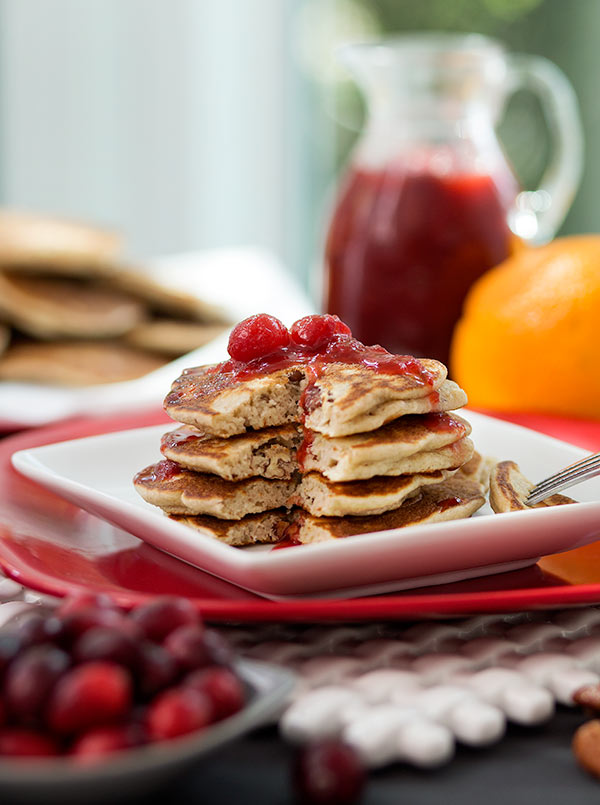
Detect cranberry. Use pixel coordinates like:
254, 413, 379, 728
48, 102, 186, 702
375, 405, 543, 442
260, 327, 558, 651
57, 593, 118, 617
146, 687, 212, 741
163, 625, 213, 671
130, 597, 199, 643
73, 627, 139, 669
290, 315, 351, 350
137, 642, 178, 697
0, 728, 58, 757
227, 314, 290, 362
184, 667, 245, 721
60, 607, 133, 645
293, 741, 365, 805
46, 661, 132, 735
70, 724, 144, 761
4, 644, 70, 721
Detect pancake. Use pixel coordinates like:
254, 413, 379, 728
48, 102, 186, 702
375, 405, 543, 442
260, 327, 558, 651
0, 272, 145, 339
304, 376, 466, 437
160, 424, 301, 480
458, 451, 495, 494
290, 468, 460, 517
169, 509, 287, 547
125, 320, 227, 356
164, 365, 306, 437
287, 475, 486, 543
133, 460, 298, 519
110, 266, 228, 324
164, 361, 457, 438
489, 461, 577, 512
0, 210, 121, 275
301, 417, 473, 481
0, 324, 9, 356
0, 341, 165, 385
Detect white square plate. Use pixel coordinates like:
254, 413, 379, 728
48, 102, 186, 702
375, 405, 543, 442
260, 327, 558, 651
11, 412, 600, 598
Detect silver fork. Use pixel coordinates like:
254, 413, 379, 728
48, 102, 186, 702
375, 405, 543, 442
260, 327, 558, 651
526, 451, 600, 505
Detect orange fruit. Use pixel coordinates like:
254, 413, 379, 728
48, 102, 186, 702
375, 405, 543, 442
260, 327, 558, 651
450, 235, 600, 420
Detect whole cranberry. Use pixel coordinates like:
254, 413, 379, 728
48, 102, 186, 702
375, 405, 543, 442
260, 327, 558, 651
293, 741, 365, 805
60, 607, 133, 645
57, 593, 118, 617
0, 728, 58, 757
163, 625, 213, 671
19, 614, 69, 648
227, 314, 290, 362
73, 627, 139, 669
4, 644, 70, 721
146, 687, 212, 741
130, 597, 199, 643
71, 724, 144, 762
184, 667, 245, 721
137, 641, 178, 697
290, 315, 351, 350
46, 661, 132, 735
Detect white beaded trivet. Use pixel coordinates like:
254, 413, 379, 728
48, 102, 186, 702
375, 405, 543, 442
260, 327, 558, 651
223, 610, 600, 769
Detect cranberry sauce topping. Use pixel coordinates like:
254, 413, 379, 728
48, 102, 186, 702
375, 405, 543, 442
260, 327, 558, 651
134, 460, 182, 485
420, 413, 467, 435
437, 496, 463, 512
208, 314, 437, 387
296, 429, 315, 471
161, 428, 199, 452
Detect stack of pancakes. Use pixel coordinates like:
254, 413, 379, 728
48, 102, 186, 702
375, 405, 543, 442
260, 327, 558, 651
0, 210, 228, 385
134, 356, 488, 545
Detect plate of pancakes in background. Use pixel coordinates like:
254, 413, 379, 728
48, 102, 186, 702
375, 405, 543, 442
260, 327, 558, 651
11, 314, 600, 599
0, 210, 314, 429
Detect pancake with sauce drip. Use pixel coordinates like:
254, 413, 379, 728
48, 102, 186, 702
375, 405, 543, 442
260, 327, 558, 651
133, 460, 298, 519
286, 474, 486, 543
489, 461, 577, 512
163, 360, 457, 438
0, 272, 145, 340
160, 424, 302, 480
300, 413, 472, 481
290, 465, 466, 517
169, 509, 287, 546
0, 341, 165, 385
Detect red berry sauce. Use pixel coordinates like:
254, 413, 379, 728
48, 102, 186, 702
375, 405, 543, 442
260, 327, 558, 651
134, 460, 182, 485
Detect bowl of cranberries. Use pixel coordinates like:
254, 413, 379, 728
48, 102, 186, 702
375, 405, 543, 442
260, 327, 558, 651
0, 594, 294, 800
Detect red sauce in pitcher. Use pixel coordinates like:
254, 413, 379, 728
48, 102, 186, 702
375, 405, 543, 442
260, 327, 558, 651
325, 167, 514, 366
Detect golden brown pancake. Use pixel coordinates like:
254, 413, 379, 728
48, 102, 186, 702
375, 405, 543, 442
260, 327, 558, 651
164, 365, 306, 437
169, 509, 287, 547
125, 320, 227, 356
0, 272, 145, 340
0, 341, 165, 385
160, 424, 301, 480
287, 475, 486, 543
0, 210, 121, 275
489, 461, 577, 512
290, 468, 460, 517
304, 375, 465, 437
109, 266, 228, 324
163, 361, 461, 438
0, 324, 9, 356
133, 460, 298, 519
301, 412, 471, 480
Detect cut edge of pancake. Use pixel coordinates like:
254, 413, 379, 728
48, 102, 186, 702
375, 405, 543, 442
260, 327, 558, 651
489, 460, 577, 512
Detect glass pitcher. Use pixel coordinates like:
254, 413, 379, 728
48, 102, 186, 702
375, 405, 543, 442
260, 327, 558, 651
324, 34, 583, 366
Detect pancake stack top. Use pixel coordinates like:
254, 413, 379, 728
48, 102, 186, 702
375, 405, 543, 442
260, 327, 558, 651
0, 210, 229, 385
134, 314, 487, 545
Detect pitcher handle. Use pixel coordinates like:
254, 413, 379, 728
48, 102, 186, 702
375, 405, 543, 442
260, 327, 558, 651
505, 54, 583, 244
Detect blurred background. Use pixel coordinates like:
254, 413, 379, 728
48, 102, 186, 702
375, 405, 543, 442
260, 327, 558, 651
0, 0, 595, 289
